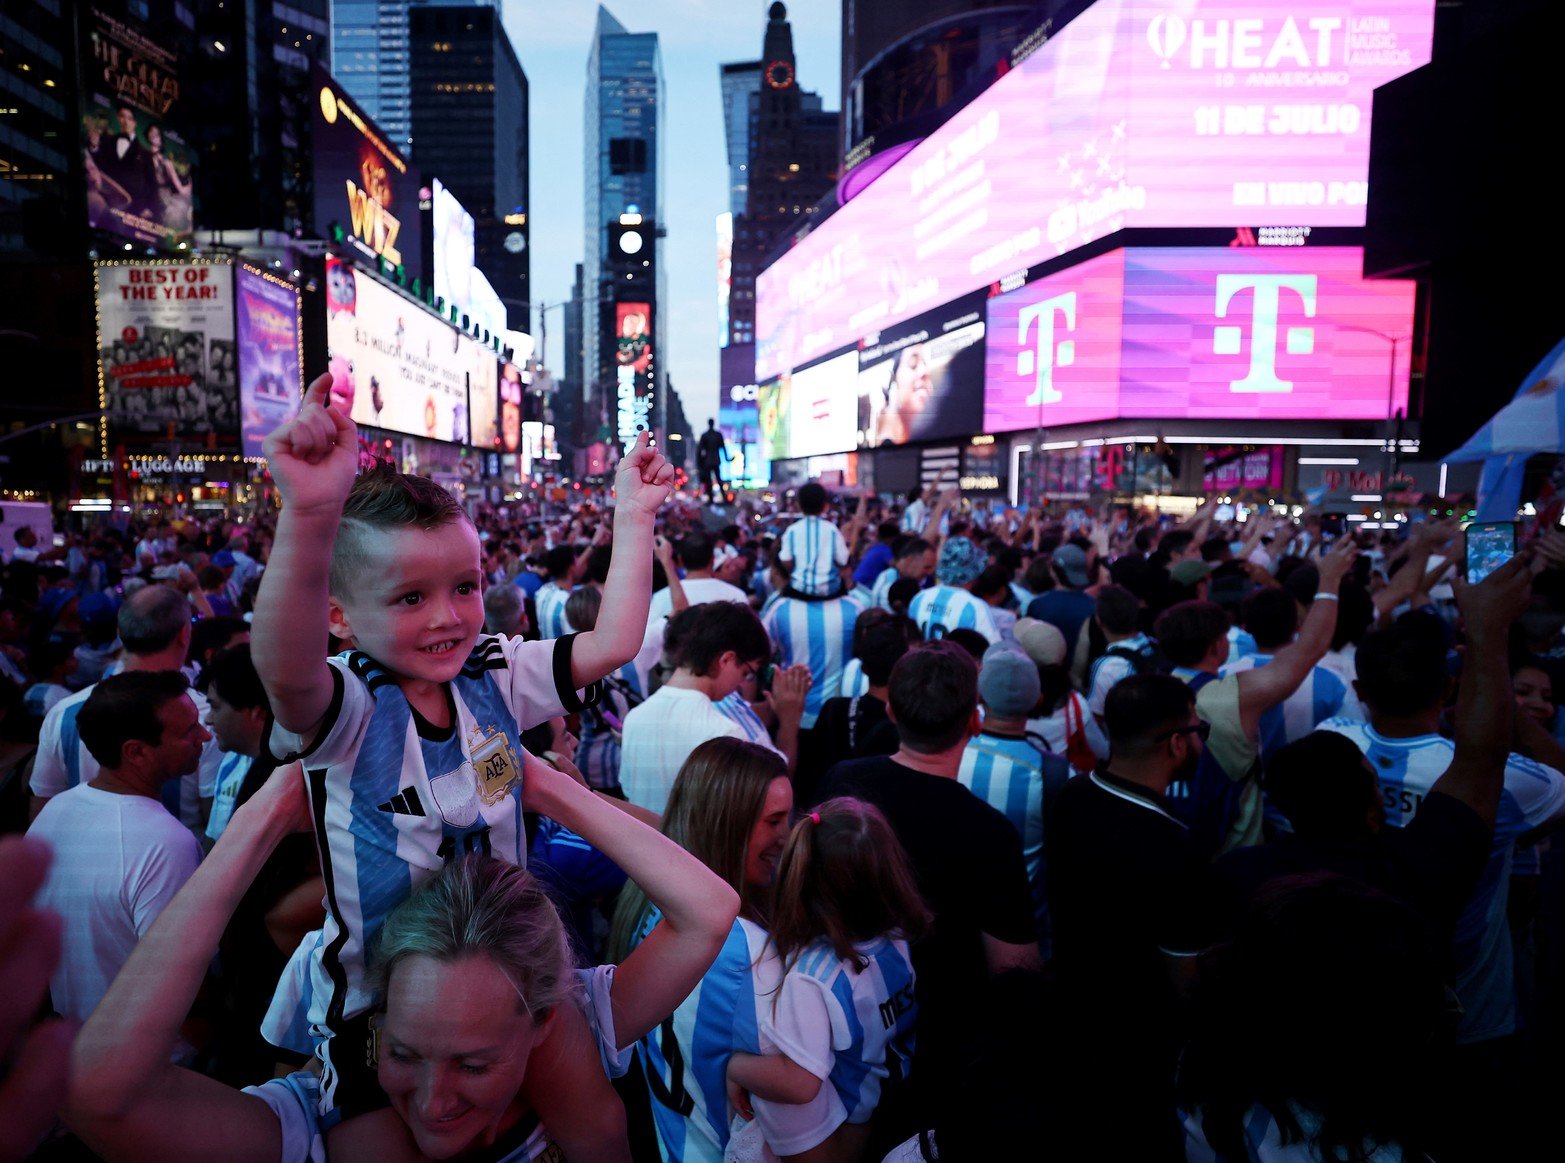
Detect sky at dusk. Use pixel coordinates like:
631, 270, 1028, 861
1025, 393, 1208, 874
500, 0, 842, 428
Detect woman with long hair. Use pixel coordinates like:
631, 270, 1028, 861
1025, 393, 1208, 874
607, 736, 794, 1162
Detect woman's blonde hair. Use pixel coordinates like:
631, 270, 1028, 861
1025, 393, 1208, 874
371, 855, 572, 1022
605, 736, 787, 963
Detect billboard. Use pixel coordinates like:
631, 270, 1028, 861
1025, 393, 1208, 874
717, 211, 733, 348
758, 375, 792, 462
500, 361, 524, 454
755, 0, 1436, 379
465, 335, 499, 450
82, 7, 195, 248
236, 266, 303, 458
858, 293, 986, 447
983, 246, 1416, 430
613, 302, 654, 447
788, 352, 860, 459
313, 65, 424, 284
432, 178, 476, 317
324, 256, 469, 443
95, 261, 237, 447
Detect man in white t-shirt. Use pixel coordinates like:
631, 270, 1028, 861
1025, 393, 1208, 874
619, 601, 789, 813
29, 671, 208, 1024
647, 529, 748, 622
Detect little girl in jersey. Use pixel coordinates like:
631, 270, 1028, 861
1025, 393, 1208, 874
725, 797, 931, 1161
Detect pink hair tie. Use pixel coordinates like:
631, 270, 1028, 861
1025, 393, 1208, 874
809, 811, 821, 826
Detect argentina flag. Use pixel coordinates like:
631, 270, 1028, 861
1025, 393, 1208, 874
1447, 334, 1565, 519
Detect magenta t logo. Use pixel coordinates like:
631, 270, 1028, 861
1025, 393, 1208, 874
1214, 274, 1317, 393
1016, 291, 1077, 406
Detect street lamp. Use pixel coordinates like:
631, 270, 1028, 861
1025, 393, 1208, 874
1337, 324, 1406, 496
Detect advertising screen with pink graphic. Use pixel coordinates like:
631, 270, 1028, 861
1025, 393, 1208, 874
756, 0, 1434, 380
984, 246, 1415, 430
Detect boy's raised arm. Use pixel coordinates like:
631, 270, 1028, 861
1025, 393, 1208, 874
570, 430, 674, 686
254, 372, 359, 737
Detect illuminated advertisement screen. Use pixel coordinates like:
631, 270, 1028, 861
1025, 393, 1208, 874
719, 385, 768, 489
82, 7, 196, 248
432, 178, 476, 317
614, 302, 654, 447
236, 266, 302, 458
325, 256, 469, 442
95, 261, 237, 448
758, 375, 791, 462
960, 441, 1009, 496
717, 212, 733, 348
789, 351, 860, 459
858, 292, 986, 447
756, 0, 1435, 380
500, 362, 524, 454
312, 65, 424, 284
983, 246, 1415, 430
1204, 445, 1286, 492
463, 335, 498, 450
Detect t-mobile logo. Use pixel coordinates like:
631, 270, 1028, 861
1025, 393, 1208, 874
1016, 292, 1076, 406
1213, 274, 1317, 393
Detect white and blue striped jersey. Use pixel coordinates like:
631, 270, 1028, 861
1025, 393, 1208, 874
1087, 633, 1154, 720
204, 749, 252, 842
839, 658, 870, 698
959, 731, 1061, 948
633, 913, 783, 1163
778, 516, 849, 597
761, 593, 864, 729
30, 681, 221, 833
248, 965, 629, 1163
1317, 717, 1565, 1043
868, 567, 900, 612
533, 580, 574, 640
1183, 1101, 1411, 1163
908, 585, 999, 645
713, 692, 782, 751
753, 936, 917, 1156
899, 499, 927, 534
1221, 653, 1348, 758
259, 634, 599, 1086
1227, 625, 1258, 662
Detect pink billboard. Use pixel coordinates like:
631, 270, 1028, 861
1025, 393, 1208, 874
756, 0, 1435, 380
984, 246, 1415, 429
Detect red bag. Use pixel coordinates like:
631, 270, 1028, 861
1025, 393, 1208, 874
1063, 692, 1096, 775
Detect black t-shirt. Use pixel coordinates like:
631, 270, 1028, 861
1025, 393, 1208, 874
1212, 789, 1489, 973
814, 756, 1035, 1090
798, 694, 897, 803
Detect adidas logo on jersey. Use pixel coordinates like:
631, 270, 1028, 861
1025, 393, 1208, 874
378, 787, 427, 816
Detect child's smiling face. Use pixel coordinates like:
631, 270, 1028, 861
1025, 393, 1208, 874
329, 520, 486, 690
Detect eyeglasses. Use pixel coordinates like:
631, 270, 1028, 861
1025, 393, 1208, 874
1158, 722, 1211, 743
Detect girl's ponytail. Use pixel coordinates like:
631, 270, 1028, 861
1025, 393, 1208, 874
769, 797, 932, 975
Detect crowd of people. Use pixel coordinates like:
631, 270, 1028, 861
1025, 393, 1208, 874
4, 376, 1565, 1161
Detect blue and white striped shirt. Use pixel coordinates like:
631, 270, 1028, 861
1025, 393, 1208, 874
533, 580, 574, 640
908, 585, 999, 645
753, 936, 918, 1156
959, 731, 1062, 950
1221, 653, 1349, 758
778, 516, 849, 597
762, 593, 864, 730
1318, 717, 1565, 1042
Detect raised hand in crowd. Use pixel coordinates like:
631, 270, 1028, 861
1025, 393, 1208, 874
260, 371, 357, 517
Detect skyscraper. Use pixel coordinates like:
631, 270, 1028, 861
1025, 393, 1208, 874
331, 0, 413, 151
719, 60, 762, 219
409, 2, 530, 316
585, 5, 663, 446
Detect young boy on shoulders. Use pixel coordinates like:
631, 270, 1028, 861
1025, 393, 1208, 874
253, 374, 673, 1158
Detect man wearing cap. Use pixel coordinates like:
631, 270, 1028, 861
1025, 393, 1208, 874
1025, 542, 1098, 673
960, 645, 1069, 957
30, 583, 222, 836
909, 535, 1000, 644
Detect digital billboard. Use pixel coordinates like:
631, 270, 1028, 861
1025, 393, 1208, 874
756, 0, 1435, 380
236, 266, 302, 458
788, 352, 860, 459
500, 361, 524, 454
465, 335, 499, 450
432, 178, 476, 317
96, 261, 237, 448
717, 212, 733, 348
613, 302, 654, 447
983, 246, 1416, 430
324, 256, 469, 443
858, 292, 986, 447
758, 375, 791, 463
313, 66, 424, 284
82, 7, 195, 248
719, 384, 769, 489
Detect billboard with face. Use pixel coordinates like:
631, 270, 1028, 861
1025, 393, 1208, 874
857, 292, 986, 447
96, 261, 237, 448
82, 7, 195, 248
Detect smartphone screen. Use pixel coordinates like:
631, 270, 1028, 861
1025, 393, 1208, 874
1465, 521, 1517, 585
1320, 512, 1346, 542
